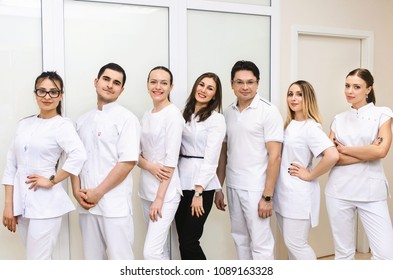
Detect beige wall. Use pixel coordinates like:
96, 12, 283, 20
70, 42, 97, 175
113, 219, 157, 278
280, 0, 393, 108
278, 0, 393, 258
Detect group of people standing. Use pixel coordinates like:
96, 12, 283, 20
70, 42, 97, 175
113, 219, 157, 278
2, 60, 393, 260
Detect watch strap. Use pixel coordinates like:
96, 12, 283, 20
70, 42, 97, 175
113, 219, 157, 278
49, 175, 56, 185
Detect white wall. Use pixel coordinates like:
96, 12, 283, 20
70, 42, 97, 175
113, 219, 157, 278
0, 0, 276, 260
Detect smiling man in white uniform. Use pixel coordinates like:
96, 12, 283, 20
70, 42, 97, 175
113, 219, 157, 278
71, 63, 140, 260
215, 60, 283, 260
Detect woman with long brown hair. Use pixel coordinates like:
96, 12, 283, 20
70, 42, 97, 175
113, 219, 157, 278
175, 72, 225, 259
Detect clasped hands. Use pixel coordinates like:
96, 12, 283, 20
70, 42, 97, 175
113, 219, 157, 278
74, 188, 102, 210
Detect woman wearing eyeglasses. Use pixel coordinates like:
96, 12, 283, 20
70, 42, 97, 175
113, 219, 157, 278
2, 71, 86, 259
138, 66, 184, 259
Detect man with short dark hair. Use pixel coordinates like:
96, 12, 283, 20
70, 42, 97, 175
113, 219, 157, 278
71, 63, 140, 259
215, 60, 283, 260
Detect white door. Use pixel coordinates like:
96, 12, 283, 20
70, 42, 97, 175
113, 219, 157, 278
297, 33, 362, 258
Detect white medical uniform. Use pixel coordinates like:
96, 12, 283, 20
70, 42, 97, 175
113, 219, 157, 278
77, 102, 140, 260
178, 111, 226, 192
224, 94, 283, 260
274, 119, 334, 259
2, 115, 86, 259
175, 112, 226, 259
325, 103, 393, 259
139, 103, 184, 259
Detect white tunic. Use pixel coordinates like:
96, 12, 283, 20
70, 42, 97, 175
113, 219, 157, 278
2, 115, 86, 219
326, 103, 393, 201
274, 119, 334, 227
76, 102, 141, 217
139, 104, 184, 202
178, 111, 226, 191
224, 94, 284, 191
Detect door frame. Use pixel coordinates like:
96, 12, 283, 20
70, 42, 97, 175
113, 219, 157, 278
291, 25, 374, 80
290, 25, 374, 254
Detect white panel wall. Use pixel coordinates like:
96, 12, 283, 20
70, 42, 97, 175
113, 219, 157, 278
0, 0, 42, 259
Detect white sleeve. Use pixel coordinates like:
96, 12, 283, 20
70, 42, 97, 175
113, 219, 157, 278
164, 110, 184, 167
194, 114, 226, 188
56, 120, 87, 176
2, 138, 17, 186
330, 117, 337, 134
306, 122, 334, 158
264, 105, 284, 143
117, 115, 141, 162
380, 107, 393, 129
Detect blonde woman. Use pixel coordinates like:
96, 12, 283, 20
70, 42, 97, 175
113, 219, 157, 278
273, 80, 338, 259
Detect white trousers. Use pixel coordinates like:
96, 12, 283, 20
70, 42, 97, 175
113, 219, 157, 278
326, 196, 393, 260
141, 196, 180, 260
17, 215, 62, 260
276, 213, 316, 260
79, 213, 134, 260
227, 187, 274, 260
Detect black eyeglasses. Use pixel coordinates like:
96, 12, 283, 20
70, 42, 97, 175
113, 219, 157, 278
34, 89, 62, 98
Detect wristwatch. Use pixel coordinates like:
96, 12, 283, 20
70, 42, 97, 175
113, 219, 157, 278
194, 191, 203, 197
262, 194, 272, 202
49, 175, 56, 185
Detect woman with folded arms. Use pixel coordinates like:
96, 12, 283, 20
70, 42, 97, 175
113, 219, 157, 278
325, 68, 393, 260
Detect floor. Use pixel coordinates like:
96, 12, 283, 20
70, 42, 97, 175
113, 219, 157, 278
318, 252, 371, 260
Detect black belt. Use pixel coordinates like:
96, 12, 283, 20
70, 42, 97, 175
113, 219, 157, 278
179, 154, 204, 159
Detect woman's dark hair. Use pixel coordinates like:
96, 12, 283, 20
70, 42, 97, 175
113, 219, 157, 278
346, 68, 376, 104
147, 66, 173, 101
34, 71, 64, 115
183, 72, 222, 123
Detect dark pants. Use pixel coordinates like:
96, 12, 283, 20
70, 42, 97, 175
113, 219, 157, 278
175, 189, 215, 260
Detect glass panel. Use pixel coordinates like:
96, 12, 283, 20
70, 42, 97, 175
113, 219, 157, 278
188, 10, 271, 108
187, 9, 270, 260
0, 0, 42, 260
212, 0, 271, 6
64, 0, 169, 120
64, 0, 169, 260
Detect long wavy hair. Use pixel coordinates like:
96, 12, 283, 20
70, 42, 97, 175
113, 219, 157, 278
284, 80, 322, 128
183, 72, 222, 123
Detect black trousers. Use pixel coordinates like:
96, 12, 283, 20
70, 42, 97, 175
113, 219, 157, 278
175, 189, 215, 260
